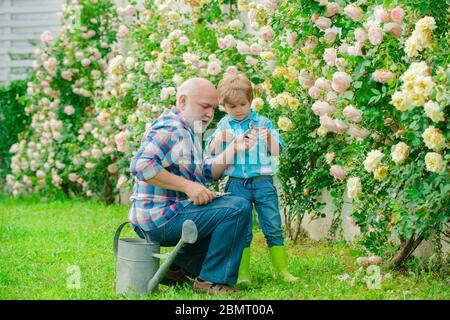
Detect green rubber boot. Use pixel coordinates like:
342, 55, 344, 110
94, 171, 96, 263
237, 247, 251, 285
269, 245, 299, 282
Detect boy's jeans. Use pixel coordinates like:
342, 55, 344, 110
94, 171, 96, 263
143, 196, 252, 285
225, 175, 284, 248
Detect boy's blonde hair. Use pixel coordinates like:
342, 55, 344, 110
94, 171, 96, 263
217, 74, 254, 105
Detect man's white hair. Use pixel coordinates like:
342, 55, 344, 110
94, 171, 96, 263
176, 77, 211, 102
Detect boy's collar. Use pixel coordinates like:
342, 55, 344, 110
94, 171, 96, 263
228, 109, 258, 124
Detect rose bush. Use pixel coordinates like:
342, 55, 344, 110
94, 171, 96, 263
5, 0, 449, 267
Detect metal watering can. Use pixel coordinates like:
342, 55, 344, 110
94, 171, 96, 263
113, 220, 198, 296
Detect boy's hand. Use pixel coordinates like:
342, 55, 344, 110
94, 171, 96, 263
233, 132, 257, 152
257, 127, 271, 143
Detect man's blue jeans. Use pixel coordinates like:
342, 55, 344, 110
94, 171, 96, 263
225, 176, 284, 248
143, 196, 252, 285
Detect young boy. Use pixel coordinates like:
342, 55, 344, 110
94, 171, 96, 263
205, 74, 298, 284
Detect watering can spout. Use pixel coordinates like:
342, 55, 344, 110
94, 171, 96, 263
146, 220, 198, 293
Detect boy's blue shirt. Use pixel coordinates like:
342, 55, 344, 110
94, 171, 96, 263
205, 110, 284, 179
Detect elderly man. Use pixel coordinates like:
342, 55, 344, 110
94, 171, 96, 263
128, 77, 257, 294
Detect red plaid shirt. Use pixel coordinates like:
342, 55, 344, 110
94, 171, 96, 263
128, 107, 213, 231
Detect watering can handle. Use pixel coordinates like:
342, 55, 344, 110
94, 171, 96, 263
113, 221, 131, 260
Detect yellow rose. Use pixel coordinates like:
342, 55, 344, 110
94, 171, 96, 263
278, 116, 293, 131
373, 164, 388, 181
422, 126, 445, 151
251, 98, 265, 111
317, 126, 328, 137
425, 152, 445, 173
288, 97, 300, 110
260, 51, 275, 61
391, 142, 410, 164
272, 67, 286, 78
416, 16, 436, 32
391, 91, 409, 111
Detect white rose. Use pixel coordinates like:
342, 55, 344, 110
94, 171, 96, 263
390, 142, 409, 164
425, 152, 445, 174
347, 177, 362, 200
363, 150, 384, 173
424, 101, 445, 123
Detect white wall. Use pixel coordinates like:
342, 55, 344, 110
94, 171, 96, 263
0, 0, 66, 84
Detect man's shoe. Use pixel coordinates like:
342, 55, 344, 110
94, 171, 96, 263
161, 267, 194, 286
192, 279, 239, 295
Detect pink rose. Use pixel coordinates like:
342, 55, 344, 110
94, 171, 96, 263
338, 43, 349, 54
372, 69, 394, 83
299, 70, 314, 89
287, 32, 298, 46
354, 28, 367, 43
68, 173, 78, 182
332, 71, 352, 93
245, 56, 258, 66
390, 6, 405, 23
225, 66, 238, 75
207, 61, 221, 76
179, 36, 189, 45
323, 48, 337, 66
325, 91, 337, 102
81, 58, 91, 67
320, 115, 338, 132
40, 31, 53, 44
334, 119, 348, 134
348, 124, 369, 139
324, 27, 339, 43
305, 37, 318, 49
64, 105, 75, 116
250, 43, 262, 55
314, 16, 331, 30
330, 165, 346, 180
343, 105, 362, 122
114, 131, 129, 153
384, 22, 403, 38
223, 34, 236, 48
160, 39, 170, 50
260, 26, 275, 41
344, 4, 363, 22
144, 61, 153, 74
315, 77, 331, 91
347, 43, 362, 56
325, 3, 340, 17
312, 101, 336, 116
43, 57, 57, 73
117, 25, 129, 39
308, 86, 322, 99
61, 70, 73, 81
368, 27, 384, 45
107, 164, 118, 174
373, 6, 390, 23
217, 38, 226, 49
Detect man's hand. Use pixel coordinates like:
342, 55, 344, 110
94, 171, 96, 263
220, 130, 234, 143
184, 181, 214, 205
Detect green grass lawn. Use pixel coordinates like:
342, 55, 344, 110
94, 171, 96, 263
0, 195, 448, 300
